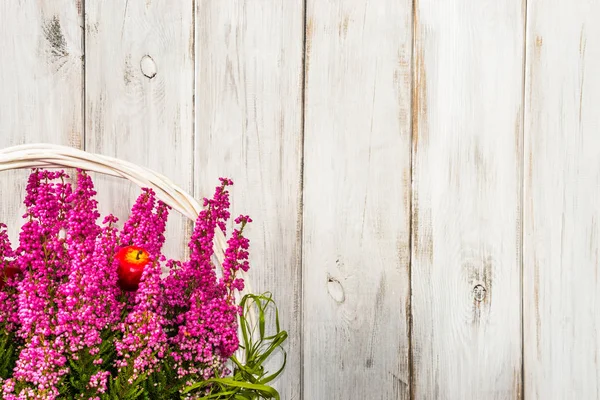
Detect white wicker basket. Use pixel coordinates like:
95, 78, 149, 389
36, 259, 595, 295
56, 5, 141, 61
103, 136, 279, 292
0, 142, 252, 303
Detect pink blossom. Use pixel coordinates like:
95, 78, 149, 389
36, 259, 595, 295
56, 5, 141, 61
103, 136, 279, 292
0, 172, 253, 397
169, 179, 250, 380
114, 188, 170, 381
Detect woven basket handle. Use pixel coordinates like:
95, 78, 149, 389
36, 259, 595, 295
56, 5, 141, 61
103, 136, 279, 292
0, 143, 227, 263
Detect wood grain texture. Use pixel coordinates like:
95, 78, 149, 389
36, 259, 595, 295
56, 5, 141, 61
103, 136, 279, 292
303, 1, 412, 398
411, 0, 525, 398
84, 0, 194, 261
0, 1, 83, 241
523, 1, 600, 398
11, 1, 600, 398
194, 2, 304, 398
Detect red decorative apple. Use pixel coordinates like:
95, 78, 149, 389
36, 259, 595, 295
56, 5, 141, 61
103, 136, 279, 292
116, 246, 150, 291
0, 264, 22, 290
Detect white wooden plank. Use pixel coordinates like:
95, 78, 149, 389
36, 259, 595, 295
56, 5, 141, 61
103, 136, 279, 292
523, 1, 600, 398
0, 1, 83, 242
303, 1, 412, 398
194, 2, 304, 398
410, 0, 524, 398
84, 0, 194, 261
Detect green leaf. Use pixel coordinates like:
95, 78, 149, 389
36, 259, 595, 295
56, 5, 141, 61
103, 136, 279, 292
188, 377, 280, 400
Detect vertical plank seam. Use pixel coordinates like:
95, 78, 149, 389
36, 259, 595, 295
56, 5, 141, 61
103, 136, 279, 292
191, 0, 196, 230
188, 0, 196, 261
299, 0, 308, 398
520, 0, 529, 398
408, 0, 417, 399
82, 0, 86, 151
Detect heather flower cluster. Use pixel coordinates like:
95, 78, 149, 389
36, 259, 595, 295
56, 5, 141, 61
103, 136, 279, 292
0, 170, 255, 399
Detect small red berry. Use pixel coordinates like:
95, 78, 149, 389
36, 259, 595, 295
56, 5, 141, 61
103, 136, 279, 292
116, 246, 150, 292
0, 264, 21, 290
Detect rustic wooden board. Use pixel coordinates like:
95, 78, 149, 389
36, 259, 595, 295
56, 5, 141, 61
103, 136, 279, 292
303, 1, 412, 398
84, 0, 194, 261
194, 2, 304, 398
523, 1, 600, 398
0, 1, 83, 241
11, 1, 600, 397
410, 0, 525, 398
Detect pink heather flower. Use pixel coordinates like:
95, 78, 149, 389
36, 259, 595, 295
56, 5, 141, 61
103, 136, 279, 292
114, 191, 170, 380
88, 370, 110, 394
56, 170, 103, 352
119, 189, 169, 258
0, 223, 15, 262
163, 178, 232, 316
1, 173, 253, 398
89, 215, 124, 327
9, 337, 68, 395
0, 223, 19, 331
169, 179, 251, 380
8, 170, 73, 399
54, 170, 123, 378
115, 259, 168, 381
118, 189, 169, 306
16, 170, 71, 338
219, 215, 252, 294
23, 170, 72, 233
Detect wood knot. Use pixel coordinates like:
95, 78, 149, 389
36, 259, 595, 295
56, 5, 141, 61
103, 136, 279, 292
535, 36, 543, 48
140, 55, 157, 79
473, 284, 486, 302
327, 274, 345, 303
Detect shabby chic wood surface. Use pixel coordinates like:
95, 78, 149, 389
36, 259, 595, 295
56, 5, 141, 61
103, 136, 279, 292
411, 0, 525, 399
303, 1, 412, 399
523, 0, 600, 399
1, 0, 599, 399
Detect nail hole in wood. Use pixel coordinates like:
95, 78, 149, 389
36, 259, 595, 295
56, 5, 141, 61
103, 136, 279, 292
140, 55, 157, 79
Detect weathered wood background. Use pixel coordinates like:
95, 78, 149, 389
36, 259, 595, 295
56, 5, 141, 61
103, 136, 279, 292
0, 0, 598, 399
